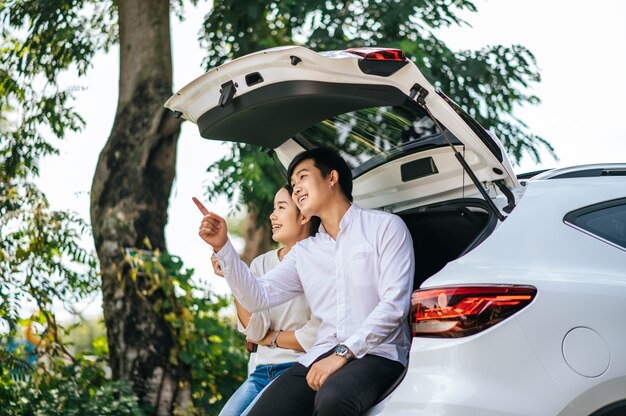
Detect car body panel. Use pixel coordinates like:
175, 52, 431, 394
275, 139, 506, 211
382, 177, 626, 415
350, 145, 502, 211
423, 178, 626, 288
367, 317, 569, 416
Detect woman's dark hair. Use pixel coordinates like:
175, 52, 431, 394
287, 147, 353, 202
282, 184, 320, 237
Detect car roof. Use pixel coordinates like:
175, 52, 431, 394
528, 163, 626, 180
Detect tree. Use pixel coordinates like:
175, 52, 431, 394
1, 0, 187, 412
88, 0, 192, 413
1, 1, 247, 414
201, 0, 556, 261
1, 1, 141, 414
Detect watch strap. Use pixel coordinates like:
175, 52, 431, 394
269, 330, 283, 349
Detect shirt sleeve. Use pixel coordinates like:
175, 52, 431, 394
294, 315, 321, 352
343, 215, 414, 359
215, 240, 304, 313
235, 255, 272, 341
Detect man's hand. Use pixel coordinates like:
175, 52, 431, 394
211, 253, 224, 277
306, 354, 350, 391
192, 197, 228, 252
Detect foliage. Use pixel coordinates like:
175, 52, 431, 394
2, 1, 250, 413
63, 316, 107, 356
0, 186, 100, 327
0, 351, 142, 416
1, 2, 141, 414
0, 0, 116, 79
0, 190, 138, 414
1, 0, 108, 404
126, 249, 249, 414
206, 144, 286, 229
0, 0, 114, 327
0, 0, 116, 178
201, 0, 556, 223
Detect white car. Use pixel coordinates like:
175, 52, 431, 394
166, 46, 626, 416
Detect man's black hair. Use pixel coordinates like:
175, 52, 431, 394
287, 147, 353, 202
283, 183, 321, 236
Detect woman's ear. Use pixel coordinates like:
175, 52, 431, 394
300, 214, 310, 225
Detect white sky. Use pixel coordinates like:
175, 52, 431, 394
34, 0, 626, 320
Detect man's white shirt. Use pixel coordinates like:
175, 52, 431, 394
217, 204, 415, 367
239, 248, 320, 366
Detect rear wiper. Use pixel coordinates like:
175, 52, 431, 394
410, 83, 507, 222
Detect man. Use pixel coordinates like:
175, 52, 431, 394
195, 147, 414, 415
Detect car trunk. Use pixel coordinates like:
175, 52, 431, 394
165, 45, 519, 284
399, 199, 495, 290
165, 46, 520, 217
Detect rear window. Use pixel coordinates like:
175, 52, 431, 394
294, 100, 460, 177
565, 198, 626, 250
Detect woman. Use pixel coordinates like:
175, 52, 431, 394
211, 184, 320, 416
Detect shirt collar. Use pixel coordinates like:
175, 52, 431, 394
318, 204, 359, 237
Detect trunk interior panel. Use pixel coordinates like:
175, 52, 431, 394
400, 199, 495, 290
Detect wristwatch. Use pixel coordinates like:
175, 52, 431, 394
333, 344, 355, 361
269, 330, 283, 349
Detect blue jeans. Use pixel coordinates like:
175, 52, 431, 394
219, 362, 296, 416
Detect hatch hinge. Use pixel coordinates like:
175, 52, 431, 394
453, 152, 506, 221
494, 180, 516, 213
409, 83, 429, 107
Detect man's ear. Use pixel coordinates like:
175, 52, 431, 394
329, 169, 339, 187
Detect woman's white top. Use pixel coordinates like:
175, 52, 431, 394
237, 248, 320, 366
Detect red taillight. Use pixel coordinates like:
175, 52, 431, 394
345, 48, 406, 61
411, 285, 536, 338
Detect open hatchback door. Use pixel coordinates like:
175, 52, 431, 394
165, 45, 520, 216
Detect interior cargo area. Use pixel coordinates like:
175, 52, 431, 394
399, 198, 496, 290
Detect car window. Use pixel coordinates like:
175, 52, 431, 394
294, 100, 461, 178
565, 198, 626, 250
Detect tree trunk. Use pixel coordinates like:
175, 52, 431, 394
90, 0, 189, 414
240, 207, 274, 265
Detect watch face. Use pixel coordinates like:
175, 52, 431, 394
335, 345, 347, 355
